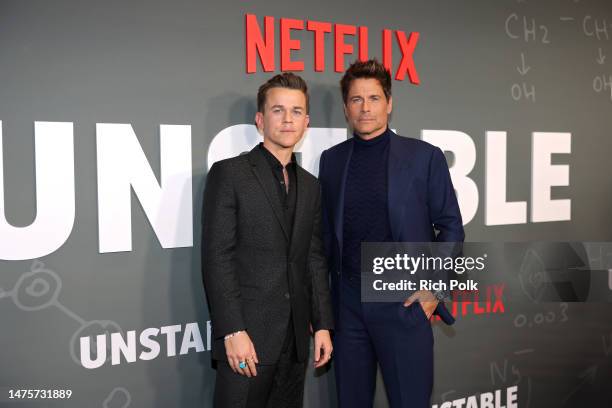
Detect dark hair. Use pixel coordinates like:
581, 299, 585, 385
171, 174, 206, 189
340, 59, 392, 104
257, 73, 310, 113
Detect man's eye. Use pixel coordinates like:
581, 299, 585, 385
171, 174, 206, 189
293, 110, 303, 116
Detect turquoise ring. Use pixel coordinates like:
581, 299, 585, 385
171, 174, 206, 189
238, 361, 247, 369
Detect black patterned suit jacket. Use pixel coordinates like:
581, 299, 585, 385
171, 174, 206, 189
202, 146, 334, 364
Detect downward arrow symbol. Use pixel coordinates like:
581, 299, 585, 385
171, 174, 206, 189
517, 53, 531, 75
596, 48, 606, 65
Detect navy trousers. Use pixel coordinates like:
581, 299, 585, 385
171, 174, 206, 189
334, 278, 434, 408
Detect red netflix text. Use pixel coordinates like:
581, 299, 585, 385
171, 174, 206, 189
432, 284, 506, 323
245, 14, 420, 84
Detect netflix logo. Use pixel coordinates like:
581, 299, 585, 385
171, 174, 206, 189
432, 284, 507, 323
245, 14, 420, 83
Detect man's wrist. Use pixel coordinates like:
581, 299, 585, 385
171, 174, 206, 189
223, 330, 245, 341
431, 290, 445, 302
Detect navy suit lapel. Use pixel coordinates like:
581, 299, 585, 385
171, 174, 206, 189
388, 133, 415, 241
334, 141, 353, 257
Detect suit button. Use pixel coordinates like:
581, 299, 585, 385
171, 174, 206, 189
284, 292, 290, 299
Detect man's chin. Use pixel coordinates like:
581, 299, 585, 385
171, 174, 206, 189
278, 141, 301, 150
265, 136, 303, 150
354, 126, 381, 137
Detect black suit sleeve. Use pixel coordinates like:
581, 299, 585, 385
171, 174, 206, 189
308, 184, 335, 332
201, 162, 245, 339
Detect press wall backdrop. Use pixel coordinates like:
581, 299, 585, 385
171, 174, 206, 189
1, 0, 612, 407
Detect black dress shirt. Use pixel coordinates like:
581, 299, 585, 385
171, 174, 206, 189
258, 143, 297, 239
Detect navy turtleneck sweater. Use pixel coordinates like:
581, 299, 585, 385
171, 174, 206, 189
342, 128, 393, 285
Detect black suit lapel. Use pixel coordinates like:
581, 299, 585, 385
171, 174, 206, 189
248, 147, 290, 241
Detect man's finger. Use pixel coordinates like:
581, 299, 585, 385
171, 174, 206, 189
315, 343, 331, 367
404, 293, 417, 306
229, 358, 238, 374
322, 348, 331, 363
251, 347, 259, 364
247, 357, 257, 377
314, 341, 321, 363
315, 349, 328, 367
426, 305, 436, 319
325, 345, 333, 361
237, 361, 249, 377
424, 300, 437, 317
243, 365, 252, 378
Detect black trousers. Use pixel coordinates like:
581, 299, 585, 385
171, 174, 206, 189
213, 318, 308, 408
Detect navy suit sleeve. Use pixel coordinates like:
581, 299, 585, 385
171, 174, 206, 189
318, 150, 333, 260
427, 147, 464, 304
428, 147, 465, 243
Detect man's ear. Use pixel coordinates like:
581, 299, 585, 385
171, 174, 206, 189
342, 104, 353, 134
254, 111, 264, 134
387, 96, 393, 115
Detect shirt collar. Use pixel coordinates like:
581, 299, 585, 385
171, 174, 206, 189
258, 143, 297, 169
353, 127, 391, 146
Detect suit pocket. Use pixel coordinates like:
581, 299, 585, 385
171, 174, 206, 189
397, 302, 428, 328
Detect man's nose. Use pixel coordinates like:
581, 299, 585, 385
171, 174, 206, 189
361, 100, 370, 112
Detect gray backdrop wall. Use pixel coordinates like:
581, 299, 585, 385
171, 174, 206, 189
1, 0, 611, 407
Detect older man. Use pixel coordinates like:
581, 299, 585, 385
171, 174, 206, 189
319, 59, 464, 408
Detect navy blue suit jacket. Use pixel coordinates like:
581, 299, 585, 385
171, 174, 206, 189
318, 130, 464, 325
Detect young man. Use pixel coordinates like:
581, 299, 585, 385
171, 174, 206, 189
318, 59, 464, 408
202, 73, 333, 408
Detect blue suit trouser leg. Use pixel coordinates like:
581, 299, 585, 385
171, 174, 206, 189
365, 302, 434, 408
334, 279, 377, 408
